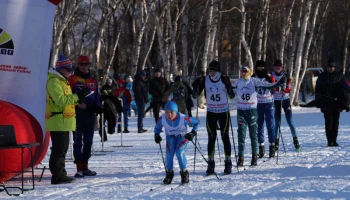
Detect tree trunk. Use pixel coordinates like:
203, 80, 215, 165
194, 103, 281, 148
239, 0, 253, 70
181, 0, 189, 78
290, 0, 312, 105
202, 0, 214, 73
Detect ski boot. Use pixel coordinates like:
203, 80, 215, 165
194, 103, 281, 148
163, 170, 174, 184
333, 141, 339, 147
117, 125, 122, 133
224, 160, 232, 174
237, 156, 244, 167
293, 137, 300, 152
74, 162, 84, 178
258, 145, 265, 158
275, 138, 280, 151
269, 145, 276, 158
180, 170, 189, 184
251, 154, 258, 166
206, 160, 215, 175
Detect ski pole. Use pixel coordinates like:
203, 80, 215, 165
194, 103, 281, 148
193, 94, 199, 174
190, 140, 221, 180
226, 92, 239, 173
159, 143, 166, 172
315, 93, 337, 100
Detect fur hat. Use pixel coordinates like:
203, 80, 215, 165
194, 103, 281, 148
255, 60, 265, 68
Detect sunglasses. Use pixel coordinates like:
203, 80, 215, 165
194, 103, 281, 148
240, 70, 248, 73
274, 67, 282, 70
79, 63, 90, 67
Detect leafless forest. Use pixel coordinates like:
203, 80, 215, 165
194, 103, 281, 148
50, 0, 350, 105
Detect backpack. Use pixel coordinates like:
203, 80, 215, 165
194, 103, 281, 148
173, 85, 186, 101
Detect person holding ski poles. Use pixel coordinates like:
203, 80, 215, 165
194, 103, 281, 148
154, 101, 199, 184
192, 60, 235, 175
251, 60, 277, 158
232, 65, 284, 166
271, 60, 300, 152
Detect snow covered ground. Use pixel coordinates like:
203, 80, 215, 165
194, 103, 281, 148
2, 106, 350, 199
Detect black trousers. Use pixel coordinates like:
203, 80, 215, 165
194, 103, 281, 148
324, 111, 340, 143
152, 100, 163, 123
206, 111, 231, 159
49, 131, 70, 178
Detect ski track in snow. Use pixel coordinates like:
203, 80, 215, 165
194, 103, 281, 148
1, 107, 350, 199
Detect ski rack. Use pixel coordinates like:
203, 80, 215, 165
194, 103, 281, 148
93, 112, 115, 155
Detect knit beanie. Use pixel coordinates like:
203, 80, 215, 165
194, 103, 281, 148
55, 54, 72, 70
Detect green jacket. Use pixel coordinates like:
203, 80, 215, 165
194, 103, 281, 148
45, 70, 79, 131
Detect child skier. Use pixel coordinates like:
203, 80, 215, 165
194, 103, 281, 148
154, 101, 199, 184
232, 65, 284, 166
114, 79, 132, 133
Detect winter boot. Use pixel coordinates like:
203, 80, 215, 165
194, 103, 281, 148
206, 160, 215, 175
117, 125, 122, 133
163, 170, 174, 184
51, 176, 76, 185
333, 141, 339, 147
293, 137, 300, 151
224, 160, 232, 174
180, 170, 189, 184
237, 156, 244, 167
275, 138, 280, 150
123, 127, 130, 133
82, 161, 97, 176
258, 145, 265, 158
251, 154, 258, 166
74, 162, 84, 178
269, 145, 276, 158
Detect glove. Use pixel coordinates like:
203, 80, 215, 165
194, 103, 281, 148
228, 90, 235, 99
184, 130, 197, 141
154, 134, 162, 144
77, 88, 91, 100
279, 76, 286, 85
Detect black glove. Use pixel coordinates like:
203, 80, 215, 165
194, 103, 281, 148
154, 134, 162, 144
77, 88, 91, 100
279, 75, 286, 85
184, 130, 197, 141
228, 90, 235, 99
192, 92, 197, 99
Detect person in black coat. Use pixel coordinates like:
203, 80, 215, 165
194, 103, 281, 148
315, 59, 350, 147
149, 68, 170, 122
99, 90, 122, 141
183, 81, 196, 117
133, 70, 149, 133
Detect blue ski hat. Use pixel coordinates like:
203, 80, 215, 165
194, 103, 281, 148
164, 101, 178, 113
56, 54, 72, 70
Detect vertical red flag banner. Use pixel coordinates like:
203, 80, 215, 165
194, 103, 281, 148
0, 0, 62, 182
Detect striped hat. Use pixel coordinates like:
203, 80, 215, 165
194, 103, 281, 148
56, 54, 72, 70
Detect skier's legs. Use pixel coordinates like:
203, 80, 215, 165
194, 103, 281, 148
257, 103, 265, 144
274, 100, 282, 138
332, 111, 340, 142
265, 102, 276, 143
247, 109, 258, 155
282, 99, 297, 137
175, 136, 188, 170
218, 111, 231, 159
206, 111, 218, 159
237, 110, 248, 157
165, 136, 176, 170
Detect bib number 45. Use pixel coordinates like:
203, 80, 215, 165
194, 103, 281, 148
210, 94, 221, 101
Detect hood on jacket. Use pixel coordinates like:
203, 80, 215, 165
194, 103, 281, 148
118, 79, 126, 88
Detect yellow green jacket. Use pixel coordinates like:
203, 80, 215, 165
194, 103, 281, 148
45, 69, 79, 131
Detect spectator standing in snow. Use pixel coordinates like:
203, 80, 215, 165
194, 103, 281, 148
68, 55, 101, 178
163, 76, 188, 114
315, 59, 350, 147
133, 70, 149, 133
232, 65, 283, 166
154, 101, 199, 184
149, 68, 170, 122
251, 60, 277, 158
271, 60, 300, 152
45, 54, 90, 184
192, 60, 235, 175
114, 78, 132, 133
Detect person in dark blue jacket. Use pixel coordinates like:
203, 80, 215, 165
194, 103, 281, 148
68, 55, 101, 178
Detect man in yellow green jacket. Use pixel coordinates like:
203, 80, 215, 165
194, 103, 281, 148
45, 54, 90, 185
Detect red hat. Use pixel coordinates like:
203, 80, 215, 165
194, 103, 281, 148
78, 55, 90, 63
